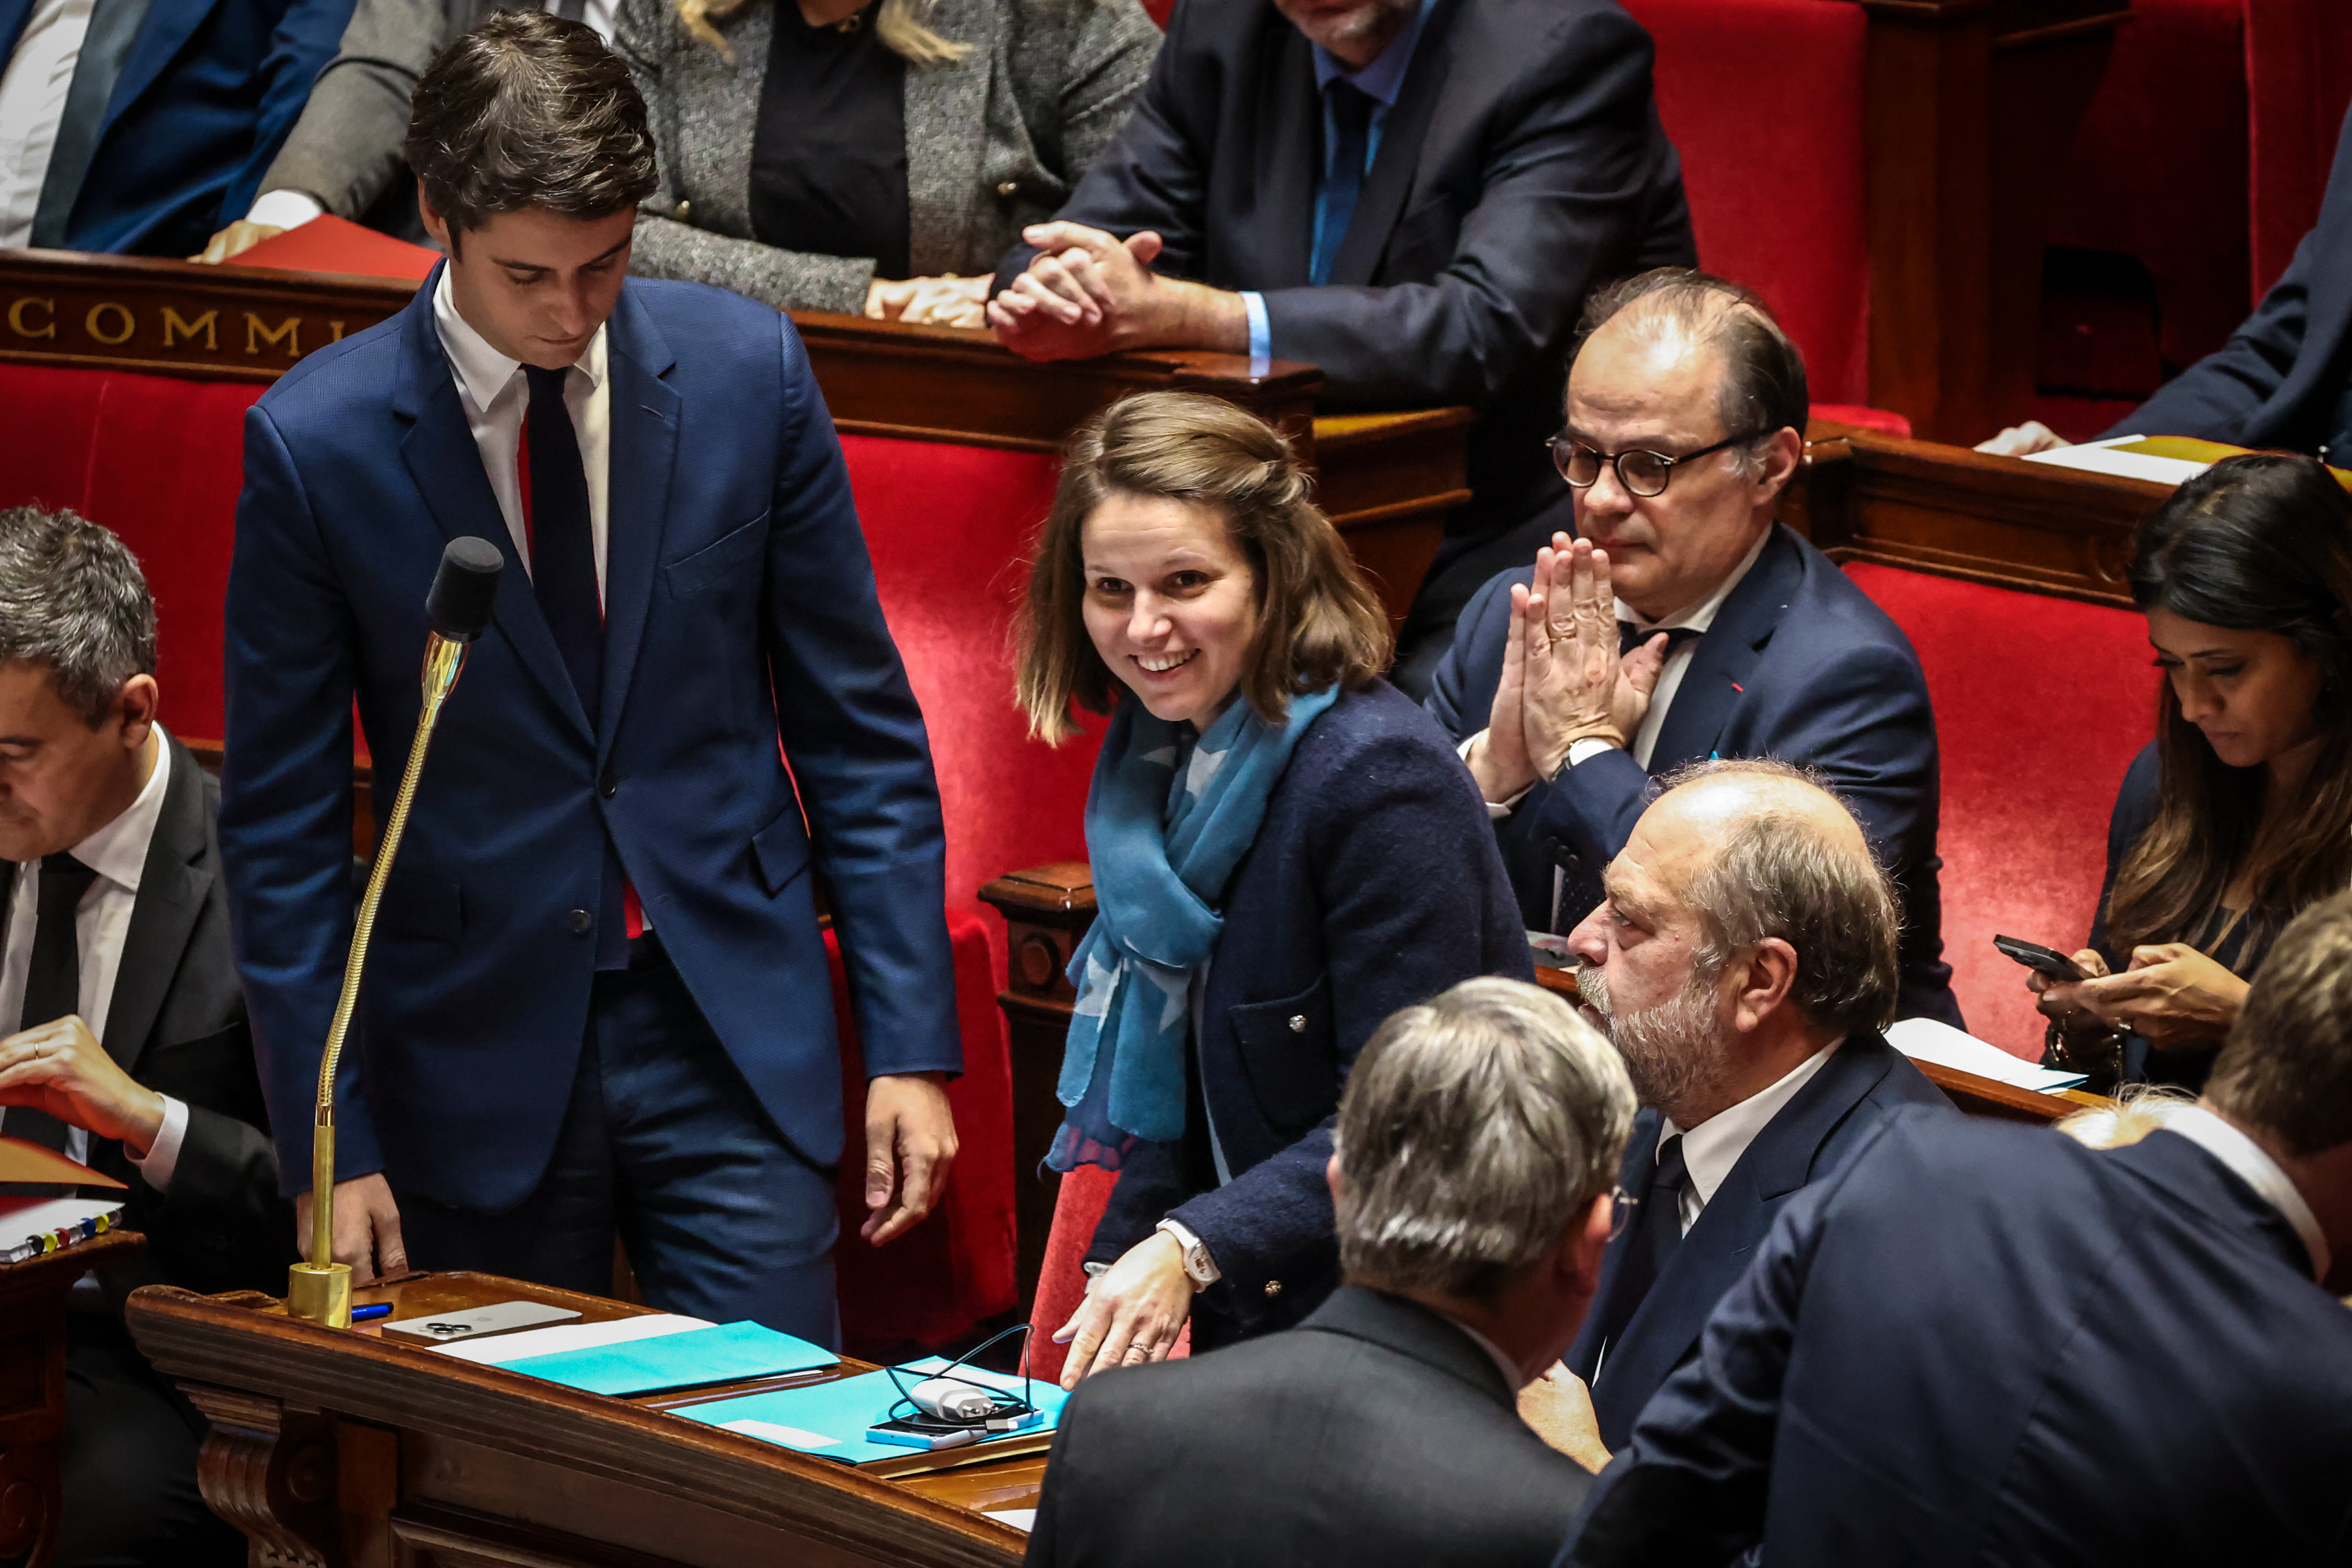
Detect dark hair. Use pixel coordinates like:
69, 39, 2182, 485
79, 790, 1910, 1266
1014, 392, 1391, 744
2208, 888, 2352, 1156
405, 10, 658, 244
2106, 453, 2352, 956
0, 506, 157, 724
1577, 268, 1809, 472
1658, 757, 1902, 1037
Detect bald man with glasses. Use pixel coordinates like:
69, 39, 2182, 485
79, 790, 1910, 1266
1426, 267, 1963, 1028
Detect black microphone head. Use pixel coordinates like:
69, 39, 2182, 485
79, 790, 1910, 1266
426, 537, 503, 643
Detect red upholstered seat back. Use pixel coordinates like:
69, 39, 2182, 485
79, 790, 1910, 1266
1843, 564, 2155, 1056
1622, 0, 1871, 406
0, 364, 258, 741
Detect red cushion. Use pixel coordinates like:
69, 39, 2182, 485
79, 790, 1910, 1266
1813, 405, 1911, 439
1843, 564, 2154, 1057
1624, 0, 1870, 406
830, 907, 1017, 1351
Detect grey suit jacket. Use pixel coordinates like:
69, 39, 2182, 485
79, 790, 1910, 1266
260, 0, 518, 227
616, 0, 1158, 313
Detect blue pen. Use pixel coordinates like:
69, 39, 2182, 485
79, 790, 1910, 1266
351, 1302, 393, 1322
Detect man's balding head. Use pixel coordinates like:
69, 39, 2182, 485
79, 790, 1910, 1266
1567, 759, 1899, 1125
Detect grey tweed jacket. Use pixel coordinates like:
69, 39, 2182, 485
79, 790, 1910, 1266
616, 0, 1159, 314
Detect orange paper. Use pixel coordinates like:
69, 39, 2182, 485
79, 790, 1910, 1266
231, 214, 439, 284
0, 1135, 125, 1188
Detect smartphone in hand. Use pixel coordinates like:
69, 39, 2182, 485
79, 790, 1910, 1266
1993, 934, 2085, 984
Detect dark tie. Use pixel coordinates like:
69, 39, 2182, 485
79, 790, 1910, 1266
521, 365, 633, 971
1310, 80, 1375, 287
28, 0, 156, 248
9, 854, 100, 1153
1618, 621, 1706, 659
552, 0, 587, 18
1589, 1134, 1689, 1361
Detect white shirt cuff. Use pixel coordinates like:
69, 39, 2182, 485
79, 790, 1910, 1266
1568, 737, 1620, 769
246, 189, 326, 231
1458, 730, 1534, 819
1240, 291, 1271, 371
127, 1094, 189, 1194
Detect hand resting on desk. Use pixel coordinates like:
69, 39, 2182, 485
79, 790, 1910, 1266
1055, 1228, 1193, 1389
988, 222, 1248, 361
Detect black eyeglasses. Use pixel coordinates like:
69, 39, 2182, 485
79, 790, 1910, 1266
1548, 433, 1751, 498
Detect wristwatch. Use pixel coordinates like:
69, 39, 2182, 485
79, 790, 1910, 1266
1155, 1219, 1221, 1289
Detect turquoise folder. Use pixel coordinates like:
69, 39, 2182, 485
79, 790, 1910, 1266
679, 1356, 1068, 1464
497, 1321, 837, 1396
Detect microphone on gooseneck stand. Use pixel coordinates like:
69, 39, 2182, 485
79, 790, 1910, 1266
288, 538, 504, 1329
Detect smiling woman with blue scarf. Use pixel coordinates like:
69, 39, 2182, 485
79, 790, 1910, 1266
1015, 392, 1533, 1386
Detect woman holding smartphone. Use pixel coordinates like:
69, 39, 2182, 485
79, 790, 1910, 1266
1014, 392, 1529, 1385
2034, 453, 2352, 1089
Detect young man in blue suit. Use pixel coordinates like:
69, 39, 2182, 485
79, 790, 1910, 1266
1426, 269, 1962, 1027
218, 11, 960, 1343
1528, 759, 1949, 1454
1567, 890, 2352, 1567
0, 0, 353, 256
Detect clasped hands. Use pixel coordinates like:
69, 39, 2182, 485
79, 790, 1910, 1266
2030, 942, 2250, 1051
988, 222, 1240, 360
1466, 537, 1673, 803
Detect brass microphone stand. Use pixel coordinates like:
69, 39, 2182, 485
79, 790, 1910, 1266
288, 537, 500, 1327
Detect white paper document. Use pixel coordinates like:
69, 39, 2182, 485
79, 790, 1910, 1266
2019, 435, 2211, 488
1887, 1017, 2089, 1094
985, 1510, 1038, 1533
429, 1311, 713, 1363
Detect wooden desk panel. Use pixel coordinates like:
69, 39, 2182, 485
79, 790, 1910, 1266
127, 1272, 1038, 1568
0, 1230, 146, 1568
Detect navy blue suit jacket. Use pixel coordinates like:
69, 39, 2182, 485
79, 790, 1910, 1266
1567, 1110, 2352, 1567
0, 0, 351, 256
995, 0, 1692, 557
221, 269, 960, 1208
2113, 102, 2352, 448
1088, 681, 1532, 1341
1565, 1030, 1949, 1449
1426, 523, 1962, 1027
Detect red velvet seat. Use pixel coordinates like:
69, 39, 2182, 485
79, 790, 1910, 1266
1843, 565, 2154, 1056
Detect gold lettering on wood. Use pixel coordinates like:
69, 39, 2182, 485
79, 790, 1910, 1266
85, 302, 135, 346
244, 312, 302, 358
162, 307, 219, 351
7, 298, 55, 339
328, 320, 348, 342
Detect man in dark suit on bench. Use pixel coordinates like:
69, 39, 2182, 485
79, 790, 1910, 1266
1025, 977, 1631, 1568
1567, 888, 2352, 1567
1427, 268, 1962, 1028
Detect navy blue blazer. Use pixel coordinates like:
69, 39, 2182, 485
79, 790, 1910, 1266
1566, 1110, 2352, 1567
1565, 1029, 1948, 1449
220, 268, 961, 1208
1088, 681, 1532, 1342
1426, 523, 1962, 1027
2114, 102, 2352, 449
995, 0, 1693, 560
0, 0, 352, 256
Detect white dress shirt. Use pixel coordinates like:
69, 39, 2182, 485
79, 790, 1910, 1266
2160, 1105, 2332, 1283
0, 727, 188, 1187
0, 0, 95, 248
245, 0, 616, 230
1657, 1038, 1840, 1235
432, 264, 612, 595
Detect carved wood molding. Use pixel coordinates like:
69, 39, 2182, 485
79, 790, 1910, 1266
126, 1285, 1012, 1568
182, 1385, 342, 1568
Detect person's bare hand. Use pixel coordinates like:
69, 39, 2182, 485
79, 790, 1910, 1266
1521, 540, 1663, 780
1054, 1231, 1193, 1388
190, 220, 286, 264
0, 1015, 164, 1154
1518, 1362, 1611, 1474
1466, 571, 1540, 802
294, 1172, 406, 1284
2066, 943, 2250, 1049
988, 225, 1247, 360
1975, 421, 2066, 457
862, 1071, 958, 1244
865, 274, 989, 328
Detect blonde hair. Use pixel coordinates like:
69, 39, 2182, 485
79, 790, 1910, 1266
674, 0, 970, 66
2053, 1085, 2196, 1150
1013, 391, 1392, 746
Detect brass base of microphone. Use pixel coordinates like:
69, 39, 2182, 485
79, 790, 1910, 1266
287, 1260, 353, 1328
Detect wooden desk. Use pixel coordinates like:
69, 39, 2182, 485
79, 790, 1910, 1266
0, 1229, 145, 1568
125, 1271, 1042, 1568
0, 248, 1469, 624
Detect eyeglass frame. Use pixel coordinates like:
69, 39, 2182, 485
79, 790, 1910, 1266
1607, 1183, 1637, 1242
1546, 430, 1759, 498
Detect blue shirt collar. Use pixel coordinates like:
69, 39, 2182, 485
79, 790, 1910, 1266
1310, 0, 1436, 107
